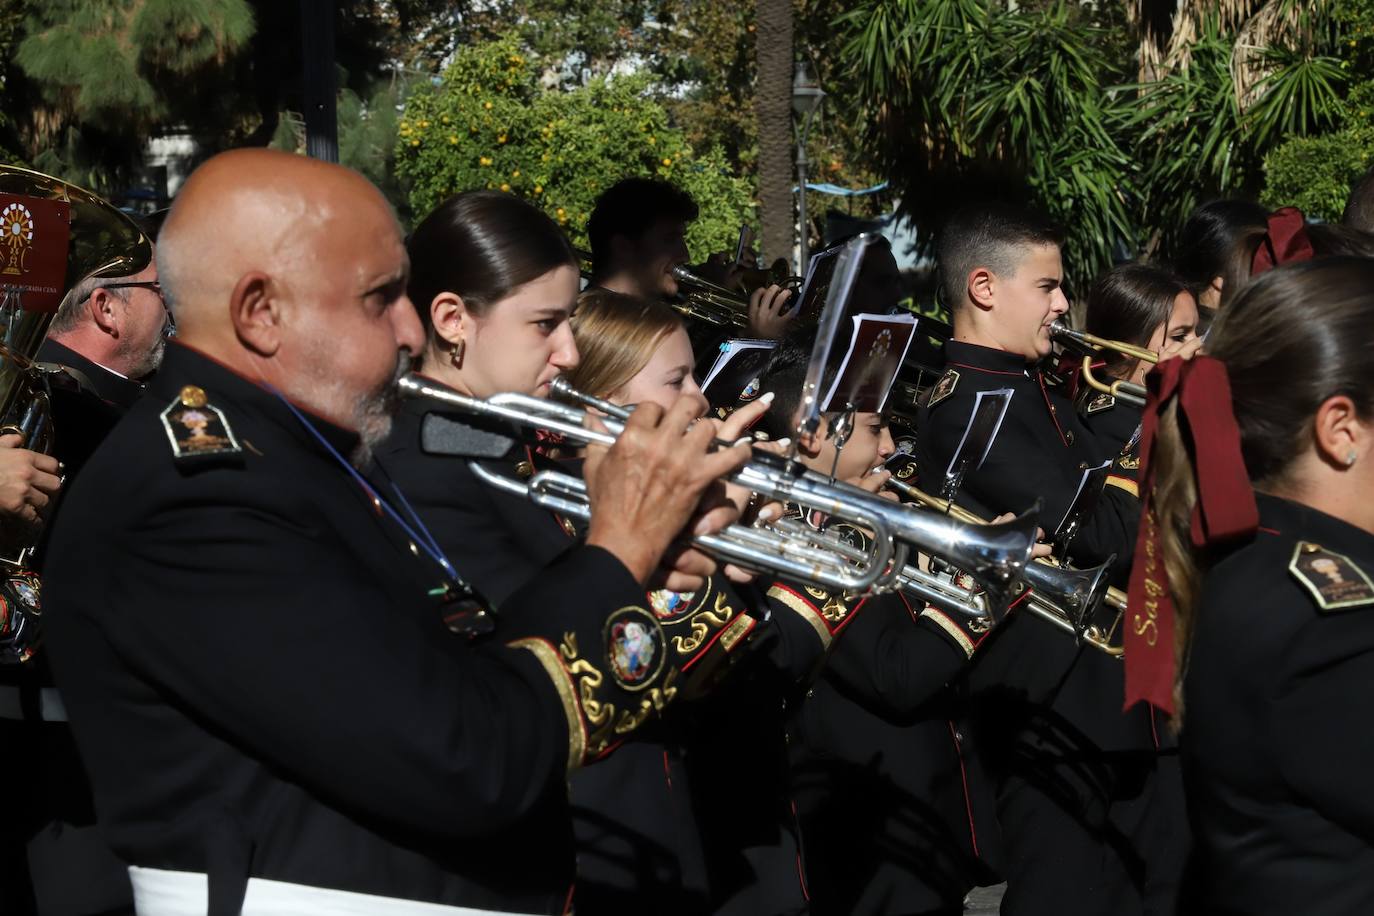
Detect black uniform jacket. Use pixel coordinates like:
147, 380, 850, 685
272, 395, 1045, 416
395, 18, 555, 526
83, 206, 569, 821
760, 512, 1000, 916
916, 340, 1151, 752
916, 342, 1183, 916
1183, 493, 1374, 916
44, 342, 659, 914
37, 338, 143, 483
1077, 390, 1142, 464
0, 343, 142, 916
376, 396, 767, 915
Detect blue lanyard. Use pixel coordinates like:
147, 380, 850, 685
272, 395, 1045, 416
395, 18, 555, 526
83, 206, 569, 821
272, 390, 464, 588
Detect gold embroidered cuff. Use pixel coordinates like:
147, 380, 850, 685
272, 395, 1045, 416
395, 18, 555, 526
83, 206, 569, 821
509, 637, 586, 773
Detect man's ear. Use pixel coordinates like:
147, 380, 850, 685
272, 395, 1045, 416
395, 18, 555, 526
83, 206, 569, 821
229, 272, 281, 356
86, 288, 122, 338
429, 292, 471, 347
967, 268, 995, 311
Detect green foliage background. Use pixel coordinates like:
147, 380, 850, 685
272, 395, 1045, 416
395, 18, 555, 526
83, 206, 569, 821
5, 0, 1374, 280
394, 34, 756, 251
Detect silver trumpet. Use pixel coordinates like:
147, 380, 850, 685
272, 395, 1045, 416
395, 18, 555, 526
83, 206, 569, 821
398, 375, 1039, 607
884, 474, 1123, 656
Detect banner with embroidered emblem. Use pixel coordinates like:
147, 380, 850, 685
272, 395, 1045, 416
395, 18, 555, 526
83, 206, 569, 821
160, 385, 243, 464
1289, 542, 1374, 613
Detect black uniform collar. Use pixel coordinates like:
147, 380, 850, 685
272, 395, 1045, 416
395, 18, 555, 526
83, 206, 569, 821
37, 338, 146, 410
151, 340, 361, 456
943, 340, 1033, 377
1256, 492, 1374, 558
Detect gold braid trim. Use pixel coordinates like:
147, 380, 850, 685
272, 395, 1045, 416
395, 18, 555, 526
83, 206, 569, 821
767, 584, 832, 649
1105, 475, 1139, 498
919, 607, 976, 660
720, 614, 756, 653
509, 637, 586, 772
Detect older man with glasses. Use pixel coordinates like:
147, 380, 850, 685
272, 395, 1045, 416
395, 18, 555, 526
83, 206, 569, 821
0, 249, 167, 916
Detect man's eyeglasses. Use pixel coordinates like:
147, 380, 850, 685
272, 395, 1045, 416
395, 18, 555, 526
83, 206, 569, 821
102, 280, 175, 337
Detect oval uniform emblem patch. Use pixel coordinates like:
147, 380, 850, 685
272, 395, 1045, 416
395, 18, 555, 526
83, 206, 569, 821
605, 606, 666, 690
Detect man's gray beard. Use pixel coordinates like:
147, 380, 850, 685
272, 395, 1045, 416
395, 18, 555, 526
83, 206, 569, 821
349, 353, 410, 469
119, 334, 166, 380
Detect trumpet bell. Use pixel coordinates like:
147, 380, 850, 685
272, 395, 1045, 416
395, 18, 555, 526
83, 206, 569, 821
1021, 556, 1113, 632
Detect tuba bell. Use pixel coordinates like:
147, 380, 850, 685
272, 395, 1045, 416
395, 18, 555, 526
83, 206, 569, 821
0, 165, 152, 663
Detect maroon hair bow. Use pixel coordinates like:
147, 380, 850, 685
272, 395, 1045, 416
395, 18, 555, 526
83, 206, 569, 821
1123, 356, 1259, 715
1251, 206, 1314, 276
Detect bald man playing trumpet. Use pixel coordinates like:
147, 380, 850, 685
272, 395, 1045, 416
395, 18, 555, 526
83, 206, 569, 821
42, 150, 751, 916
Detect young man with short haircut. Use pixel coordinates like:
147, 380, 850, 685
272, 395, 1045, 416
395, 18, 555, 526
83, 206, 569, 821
916, 202, 1184, 916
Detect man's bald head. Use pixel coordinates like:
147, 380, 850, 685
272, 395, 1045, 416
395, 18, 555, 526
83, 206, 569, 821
158, 149, 423, 458
159, 149, 398, 338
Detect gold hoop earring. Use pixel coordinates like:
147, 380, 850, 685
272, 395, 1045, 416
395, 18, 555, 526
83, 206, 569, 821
450, 338, 465, 368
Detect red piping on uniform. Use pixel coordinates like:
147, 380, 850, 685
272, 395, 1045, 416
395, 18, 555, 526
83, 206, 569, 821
662, 750, 673, 790
897, 592, 919, 622
946, 361, 1023, 378
1149, 706, 1161, 750
1008, 589, 1033, 610
1258, 526, 1280, 536
562, 883, 575, 915
948, 720, 980, 858
831, 597, 869, 637
589, 738, 625, 762
791, 799, 811, 902
1035, 374, 1071, 448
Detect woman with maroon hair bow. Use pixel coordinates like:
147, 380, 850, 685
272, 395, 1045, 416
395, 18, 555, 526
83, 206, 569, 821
1125, 257, 1374, 914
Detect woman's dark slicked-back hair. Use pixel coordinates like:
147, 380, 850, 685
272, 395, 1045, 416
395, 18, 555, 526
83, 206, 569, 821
1084, 263, 1191, 377
406, 191, 576, 331
1171, 199, 1268, 305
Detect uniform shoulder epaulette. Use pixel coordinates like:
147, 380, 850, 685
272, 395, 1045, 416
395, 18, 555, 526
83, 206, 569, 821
1084, 391, 1116, 416
160, 385, 244, 466
926, 368, 959, 408
1288, 541, 1374, 612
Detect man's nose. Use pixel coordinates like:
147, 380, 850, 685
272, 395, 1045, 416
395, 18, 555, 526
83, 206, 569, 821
393, 297, 425, 355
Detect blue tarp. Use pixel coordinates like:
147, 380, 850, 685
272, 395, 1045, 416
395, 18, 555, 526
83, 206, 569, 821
793, 180, 889, 197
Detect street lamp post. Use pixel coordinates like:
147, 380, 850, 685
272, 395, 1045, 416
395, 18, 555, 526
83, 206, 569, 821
791, 60, 825, 273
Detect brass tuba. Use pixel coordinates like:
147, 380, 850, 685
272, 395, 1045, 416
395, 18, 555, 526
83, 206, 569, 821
0, 165, 152, 663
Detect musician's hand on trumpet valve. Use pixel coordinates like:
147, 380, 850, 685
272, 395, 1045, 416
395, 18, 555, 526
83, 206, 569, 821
746, 284, 796, 340
989, 512, 1054, 562
583, 392, 752, 592
0, 433, 62, 530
